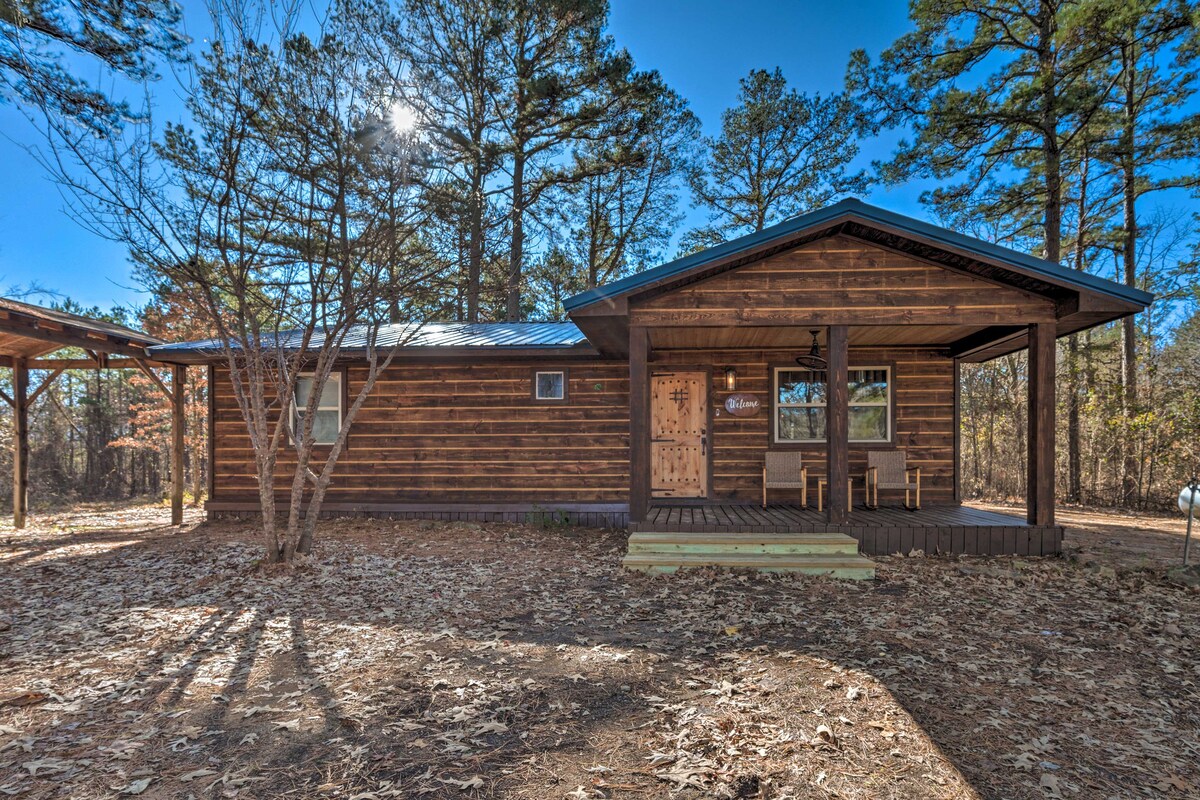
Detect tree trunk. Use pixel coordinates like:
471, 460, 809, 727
467, 159, 484, 322
1066, 333, 1081, 503
506, 151, 525, 321
1066, 148, 1088, 504
1120, 50, 1140, 506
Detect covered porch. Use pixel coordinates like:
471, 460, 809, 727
563, 200, 1150, 564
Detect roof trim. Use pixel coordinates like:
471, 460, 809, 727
562, 198, 1154, 311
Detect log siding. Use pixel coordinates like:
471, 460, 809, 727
211, 360, 631, 505
632, 235, 1056, 328
654, 347, 955, 505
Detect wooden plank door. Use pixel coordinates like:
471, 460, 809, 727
650, 371, 708, 498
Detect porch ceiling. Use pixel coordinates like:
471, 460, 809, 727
648, 324, 988, 351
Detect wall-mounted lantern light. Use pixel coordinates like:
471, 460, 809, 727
724, 366, 738, 392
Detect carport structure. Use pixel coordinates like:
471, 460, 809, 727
0, 298, 188, 528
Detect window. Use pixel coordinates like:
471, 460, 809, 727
294, 372, 342, 445
773, 366, 890, 443
533, 369, 567, 402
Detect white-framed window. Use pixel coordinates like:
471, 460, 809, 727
533, 369, 567, 402
294, 371, 343, 445
773, 366, 891, 443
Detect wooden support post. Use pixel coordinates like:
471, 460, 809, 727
629, 326, 650, 525
11, 360, 28, 529
826, 325, 849, 524
206, 364, 216, 520
171, 365, 185, 526
1027, 322, 1056, 526
952, 357, 962, 505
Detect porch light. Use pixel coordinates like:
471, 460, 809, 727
795, 329, 827, 370
724, 366, 737, 391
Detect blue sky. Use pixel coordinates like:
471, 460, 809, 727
0, 0, 940, 311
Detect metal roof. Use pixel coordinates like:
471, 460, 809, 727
562, 198, 1155, 311
147, 321, 589, 357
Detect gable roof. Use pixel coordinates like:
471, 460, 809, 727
563, 198, 1153, 312
0, 296, 162, 361
147, 321, 590, 362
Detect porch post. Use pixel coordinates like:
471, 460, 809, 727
826, 325, 849, 524
1027, 322, 1056, 526
206, 364, 216, 520
11, 359, 28, 529
629, 325, 650, 524
952, 358, 962, 505
171, 365, 186, 526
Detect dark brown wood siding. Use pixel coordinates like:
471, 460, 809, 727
632, 235, 1055, 327
654, 347, 956, 505
211, 360, 630, 504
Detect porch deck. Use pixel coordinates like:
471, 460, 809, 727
632, 503, 1063, 556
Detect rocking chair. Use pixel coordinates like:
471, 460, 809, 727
762, 451, 807, 509
865, 450, 921, 511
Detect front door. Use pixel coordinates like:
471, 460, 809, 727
650, 371, 708, 498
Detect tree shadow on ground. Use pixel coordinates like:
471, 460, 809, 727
0, 510, 1196, 798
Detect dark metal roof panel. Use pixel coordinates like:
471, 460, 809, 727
562, 198, 1155, 311
147, 321, 589, 356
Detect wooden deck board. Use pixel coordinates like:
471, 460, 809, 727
632, 503, 1062, 556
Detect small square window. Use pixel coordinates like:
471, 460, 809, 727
533, 370, 567, 402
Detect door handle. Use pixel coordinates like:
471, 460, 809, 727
701, 435, 707, 456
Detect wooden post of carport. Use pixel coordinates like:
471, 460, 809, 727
1027, 322, 1056, 526
11, 359, 28, 528
171, 365, 185, 526
826, 325, 850, 524
133, 358, 186, 526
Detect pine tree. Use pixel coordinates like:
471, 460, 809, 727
563, 73, 699, 289
848, 0, 1111, 265
493, 0, 631, 320
1, 0, 185, 134
685, 68, 861, 247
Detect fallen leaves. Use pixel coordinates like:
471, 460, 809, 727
0, 503, 1196, 799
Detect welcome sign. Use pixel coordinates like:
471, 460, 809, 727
724, 393, 761, 417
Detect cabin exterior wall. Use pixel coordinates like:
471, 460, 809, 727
210, 360, 631, 521
652, 346, 956, 504
209, 345, 955, 512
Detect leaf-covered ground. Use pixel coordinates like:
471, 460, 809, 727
0, 503, 1197, 799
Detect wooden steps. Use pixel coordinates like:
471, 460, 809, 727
622, 531, 876, 579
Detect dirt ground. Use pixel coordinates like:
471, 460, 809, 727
0, 502, 1196, 799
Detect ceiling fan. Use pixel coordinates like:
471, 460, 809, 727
794, 329, 828, 370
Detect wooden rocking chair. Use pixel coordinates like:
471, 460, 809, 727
762, 451, 806, 509
865, 450, 921, 511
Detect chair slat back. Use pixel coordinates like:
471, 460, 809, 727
765, 450, 803, 482
869, 450, 908, 483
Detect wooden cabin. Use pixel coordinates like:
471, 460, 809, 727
152, 200, 1151, 561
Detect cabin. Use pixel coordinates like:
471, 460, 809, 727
150, 199, 1151, 571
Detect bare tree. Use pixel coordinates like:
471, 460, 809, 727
23, 0, 438, 562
